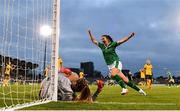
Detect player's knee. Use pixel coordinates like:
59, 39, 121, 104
111, 73, 115, 77
121, 77, 129, 83
111, 68, 119, 74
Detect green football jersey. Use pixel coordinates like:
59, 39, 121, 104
167, 71, 173, 79
98, 42, 120, 65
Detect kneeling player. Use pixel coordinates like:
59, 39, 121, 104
39, 67, 104, 102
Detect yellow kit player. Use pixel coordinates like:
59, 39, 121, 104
58, 57, 63, 71
44, 65, 50, 77
144, 59, 153, 89
140, 69, 145, 86
3, 62, 14, 87
79, 71, 85, 79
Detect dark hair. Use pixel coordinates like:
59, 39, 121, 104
73, 78, 88, 92
102, 35, 113, 42
72, 78, 91, 101
79, 85, 91, 101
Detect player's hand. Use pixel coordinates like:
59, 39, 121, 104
88, 30, 91, 35
130, 32, 135, 37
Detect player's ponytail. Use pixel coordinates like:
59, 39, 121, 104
79, 85, 91, 101
73, 78, 92, 101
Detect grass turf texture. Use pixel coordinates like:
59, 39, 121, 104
0, 85, 180, 110
0, 84, 40, 108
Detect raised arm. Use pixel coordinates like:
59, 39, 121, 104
117, 32, 135, 45
87, 30, 98, 45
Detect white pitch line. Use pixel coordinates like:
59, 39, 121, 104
57, 101, 180, 106
0, 97, 31, 101
0, 100, 179, 106
93, 101, 180, 106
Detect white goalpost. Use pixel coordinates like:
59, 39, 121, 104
0, 0, 60, 110
51, 0, 60, 102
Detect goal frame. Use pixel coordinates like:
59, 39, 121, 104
0, 0, 60, 110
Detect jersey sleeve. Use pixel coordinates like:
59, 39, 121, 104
98, 42, 104, 49
110, 41, 120, 48
151, 65, 153, 69
144, 64, 147, 69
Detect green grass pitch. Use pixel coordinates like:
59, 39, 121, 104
0, 84, 180, 110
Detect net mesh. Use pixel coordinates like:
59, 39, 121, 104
0, 0, 54, 109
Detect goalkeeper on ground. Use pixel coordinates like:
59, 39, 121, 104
39, 67, 104, 101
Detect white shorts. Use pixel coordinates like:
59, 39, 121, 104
169, 79, 175, 83
108, 61, 122, 77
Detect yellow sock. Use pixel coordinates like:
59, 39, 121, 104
147, 80, 150, 89
150, 80, 152, 89
148, 80, 152, 89
3, 79, 9, 87
3, 80, 6, 87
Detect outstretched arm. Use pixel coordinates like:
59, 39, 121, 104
87, 30, 98, 45
117, 32, 135, 45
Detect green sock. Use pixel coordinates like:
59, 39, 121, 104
92, 90, 100, 101
127, 81, 140, 91
112, 75, 126, 89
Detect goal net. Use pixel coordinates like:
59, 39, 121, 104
0, 0, 59, 110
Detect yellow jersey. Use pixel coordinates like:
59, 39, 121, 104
44, 67, 50, 77
79, 72, 85, 79
58, 58, 63, 69
140, 70, 145, 79
144, 64, 153, 75
5, 64, 12, 75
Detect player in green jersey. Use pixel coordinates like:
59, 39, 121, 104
87, 30, 146, 96
166, 70, 175, 87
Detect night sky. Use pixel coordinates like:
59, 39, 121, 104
1, 0, 180, 77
